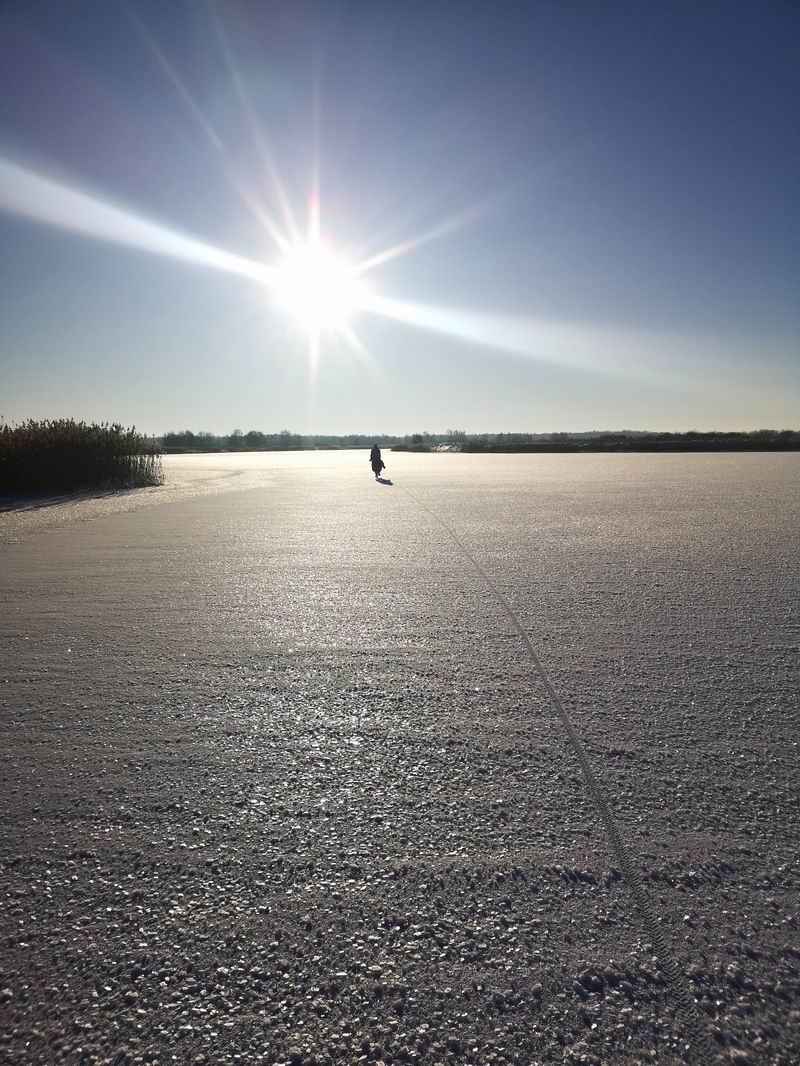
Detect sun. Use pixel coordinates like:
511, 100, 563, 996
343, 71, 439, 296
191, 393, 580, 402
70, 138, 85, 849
274, 241, 365, 332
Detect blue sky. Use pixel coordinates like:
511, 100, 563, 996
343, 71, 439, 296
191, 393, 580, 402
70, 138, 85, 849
1, 0, 798, 434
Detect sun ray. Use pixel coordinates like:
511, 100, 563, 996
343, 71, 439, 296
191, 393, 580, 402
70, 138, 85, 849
210, 4, 301, 246
127, 6, 224, 153
354, 200, 485, 275
337, 320, 368, 358
352, 172, 550, 280
0, 157, 278, 286
307, 323, 321, 388
361, 292, 674, 383
334, 320, 381, 379
308, 192, 321, 248
310, 67, 322, 246
128, 6, 291, 253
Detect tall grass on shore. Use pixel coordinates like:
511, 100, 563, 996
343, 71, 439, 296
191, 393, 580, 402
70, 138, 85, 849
0, 419, 163, 494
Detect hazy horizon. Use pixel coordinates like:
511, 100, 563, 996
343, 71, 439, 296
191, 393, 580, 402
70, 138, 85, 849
151, 425, 797, 439
4, 419, 797, 439
1, 1, 798, 432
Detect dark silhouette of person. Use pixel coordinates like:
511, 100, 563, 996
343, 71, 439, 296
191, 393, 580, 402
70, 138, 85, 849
370, 443, 385, 479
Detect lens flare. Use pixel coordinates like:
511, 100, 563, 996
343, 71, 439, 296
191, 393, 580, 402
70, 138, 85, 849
360, 292, 673, 382
0, 158, 275, 286
3, 151, 660, 385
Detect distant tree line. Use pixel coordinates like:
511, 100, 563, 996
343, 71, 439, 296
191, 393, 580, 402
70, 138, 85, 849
159, 427, 799, 454
160, 429, 469, 452
459, 429, 800, 453
162, 429, 307, 453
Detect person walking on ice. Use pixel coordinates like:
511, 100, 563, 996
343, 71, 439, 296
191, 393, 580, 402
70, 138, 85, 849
370, 443, 385, 479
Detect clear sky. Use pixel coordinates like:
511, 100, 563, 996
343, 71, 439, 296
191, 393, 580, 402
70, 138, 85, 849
1, 0, 798, 434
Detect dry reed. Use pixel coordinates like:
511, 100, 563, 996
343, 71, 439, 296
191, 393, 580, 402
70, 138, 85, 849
0, 419, 163, 494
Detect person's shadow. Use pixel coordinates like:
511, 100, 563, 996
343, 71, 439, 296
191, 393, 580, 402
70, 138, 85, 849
375, 477, 393, 485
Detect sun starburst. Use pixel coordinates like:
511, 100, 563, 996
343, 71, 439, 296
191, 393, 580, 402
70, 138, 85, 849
274, 240, 366, 333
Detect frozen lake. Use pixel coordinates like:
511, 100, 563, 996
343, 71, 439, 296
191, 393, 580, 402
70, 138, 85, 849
2, 449, 798, 1063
